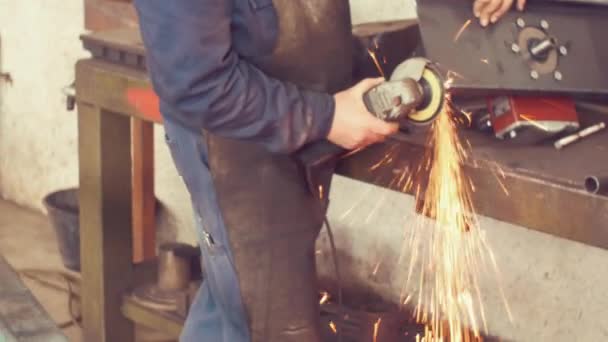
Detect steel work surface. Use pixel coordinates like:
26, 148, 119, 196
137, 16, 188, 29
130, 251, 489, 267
337, 104, 608, 250
0, 255, 68, 342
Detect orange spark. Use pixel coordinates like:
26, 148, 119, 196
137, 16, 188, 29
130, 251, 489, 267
372, 260, 382, 276
329, 321, 337, 334
520, 114, 550, 131
373, 318, 382, 342
480, 58, 490, 65
453, 19, 472, 42
368, 49, 386, 78
319, 291, 330, 305
403, 91, 511, 341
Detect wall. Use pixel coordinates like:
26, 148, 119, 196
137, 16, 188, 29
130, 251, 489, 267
0, 1, 607, 341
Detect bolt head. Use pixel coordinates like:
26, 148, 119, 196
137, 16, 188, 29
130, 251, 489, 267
516, 18, 526, 28
559, 46, 568, 56
511, 43, 521, 53
530, 70, 539, 79
540, 20, 549, 30
509, 130, 518, 139
554, 71, 563, 81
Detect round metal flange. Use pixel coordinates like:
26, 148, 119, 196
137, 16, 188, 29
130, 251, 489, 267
518, 27, 559, 75
132, 284, 186, 312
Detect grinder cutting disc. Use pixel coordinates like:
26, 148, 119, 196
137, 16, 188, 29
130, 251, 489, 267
389, 58, 445, 126
407, 66, 444, 125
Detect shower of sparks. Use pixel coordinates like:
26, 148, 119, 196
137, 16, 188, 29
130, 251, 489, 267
368, 48, 386, 78
373, 318, 382, 342
399, 93, 512, 341
453, 19, 472, 42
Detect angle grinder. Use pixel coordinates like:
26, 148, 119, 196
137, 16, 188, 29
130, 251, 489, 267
363, 57, 445, 127
297, 58, 445, 199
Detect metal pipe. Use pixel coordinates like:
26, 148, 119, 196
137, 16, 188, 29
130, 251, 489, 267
157, 243, 194, 291
584, 176, 608, 194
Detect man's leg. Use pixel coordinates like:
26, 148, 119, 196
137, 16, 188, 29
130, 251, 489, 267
163, 120, 251, 342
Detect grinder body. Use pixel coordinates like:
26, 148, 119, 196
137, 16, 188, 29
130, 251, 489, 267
363, 57, 445, 127
297, 58, 445, 197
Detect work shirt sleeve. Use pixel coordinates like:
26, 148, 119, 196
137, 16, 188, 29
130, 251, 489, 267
134, 0, 336, 154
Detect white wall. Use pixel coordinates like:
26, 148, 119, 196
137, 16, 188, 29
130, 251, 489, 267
1, 1, 607, 341
0, 0, 86, 210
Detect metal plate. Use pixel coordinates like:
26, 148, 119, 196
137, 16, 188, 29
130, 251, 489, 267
416, 0, 608, 97
336, 104, 608, 250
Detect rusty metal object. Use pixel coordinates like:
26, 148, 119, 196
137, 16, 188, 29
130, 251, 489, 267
131, 243, 200, 314
157, 243, 197, 291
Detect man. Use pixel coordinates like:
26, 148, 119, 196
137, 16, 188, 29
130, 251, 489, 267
134, 0, 525, 341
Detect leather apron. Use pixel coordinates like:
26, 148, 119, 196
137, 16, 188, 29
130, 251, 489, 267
206, 1, 353, 341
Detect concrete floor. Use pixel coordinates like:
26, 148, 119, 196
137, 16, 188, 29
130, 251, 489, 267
0, 199, 82, 341
2, 190, 608, 341
0, 199, 179, 342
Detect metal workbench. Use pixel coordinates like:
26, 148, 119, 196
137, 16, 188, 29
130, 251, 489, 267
74, 29, 608, 342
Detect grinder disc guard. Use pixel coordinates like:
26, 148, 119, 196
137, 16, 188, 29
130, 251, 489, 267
385, 58, 445, 127
406, 66, 444, 125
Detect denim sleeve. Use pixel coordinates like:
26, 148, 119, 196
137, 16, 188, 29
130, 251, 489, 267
134, 0, 336, 154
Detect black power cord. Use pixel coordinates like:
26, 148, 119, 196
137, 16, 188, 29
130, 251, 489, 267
323, 216, 343, 342
17, 269, 82, 330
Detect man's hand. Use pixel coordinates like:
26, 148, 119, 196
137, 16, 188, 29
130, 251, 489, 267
473, 0, 526, 26
328, 78, 399, 150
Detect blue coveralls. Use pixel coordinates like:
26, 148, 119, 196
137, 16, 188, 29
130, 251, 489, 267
134, 0, 339, 341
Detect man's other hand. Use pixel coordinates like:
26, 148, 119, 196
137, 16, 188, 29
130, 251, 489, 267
473, 0, 526, 26
328, 78, 399, 150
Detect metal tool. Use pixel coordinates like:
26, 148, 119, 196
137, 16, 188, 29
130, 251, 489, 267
131, 243, 201, 317
297, 58, 445, 200
554, 122, 606, 149
486, 96, 580, 144
363, 58, 445, 127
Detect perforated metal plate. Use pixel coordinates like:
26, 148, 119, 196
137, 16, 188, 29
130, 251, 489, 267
416, 0, 608, 98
